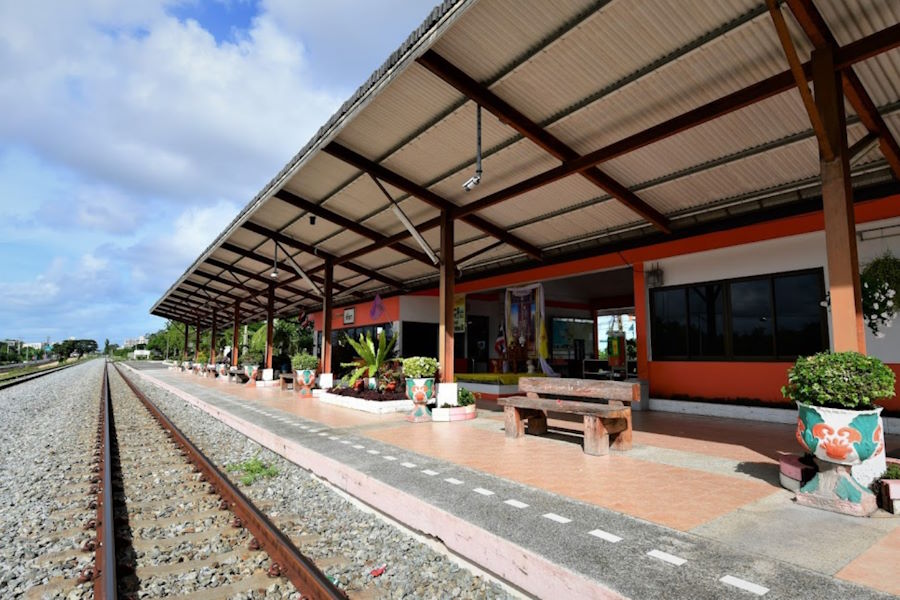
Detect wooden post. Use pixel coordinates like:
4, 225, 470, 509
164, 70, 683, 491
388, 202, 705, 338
182, 321, 189, 360
321, 259, 333, 373
265, 285, 275, 370
439, 209, 455, 382
632, 263, 649, 380
232, 303, 241, 367
813, 47, 866, 353
210, 313, 217, 364
194, 321, 201, 362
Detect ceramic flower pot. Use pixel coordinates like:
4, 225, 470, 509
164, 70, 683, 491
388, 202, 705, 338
405, 377, 435, 422
295, 369, 316, 398
795, 402, 884, 466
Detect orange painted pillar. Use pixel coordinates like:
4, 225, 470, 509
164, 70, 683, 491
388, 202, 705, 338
813, 47, 866, 353
265, 286, 275, 370
194, 321, 201, 362
232, 303, 241, 367
321, 259, 333, 373
210, 313, 217, 364
439, 209, 455, 382
633, 263, 649, 380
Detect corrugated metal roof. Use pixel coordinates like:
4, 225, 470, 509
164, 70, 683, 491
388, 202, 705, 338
151, 0, 900, 325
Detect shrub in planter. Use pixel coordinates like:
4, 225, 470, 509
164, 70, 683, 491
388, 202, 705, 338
292, 351, 319, 397
783, 351, 895, 510
402, 356, 438, 422
241, 351, 263, 378
458, 387, 476, 406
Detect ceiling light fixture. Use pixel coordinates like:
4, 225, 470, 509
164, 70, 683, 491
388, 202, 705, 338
270, 242, 279, 279
462, 104, 482, 191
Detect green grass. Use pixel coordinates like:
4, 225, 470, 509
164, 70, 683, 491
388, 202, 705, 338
225, 456, 279, 485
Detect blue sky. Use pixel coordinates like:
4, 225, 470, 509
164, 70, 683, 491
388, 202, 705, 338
0, 0, 432, 346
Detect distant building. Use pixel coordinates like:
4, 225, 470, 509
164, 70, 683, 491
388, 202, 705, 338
123, 335, 148, 348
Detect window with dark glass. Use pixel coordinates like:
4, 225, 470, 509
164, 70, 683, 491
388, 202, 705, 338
650, 269, 826, 361
730, 279, 774, 357
688, 283, 725, 357
650, 287, 688, 358
774, 272, 826, 357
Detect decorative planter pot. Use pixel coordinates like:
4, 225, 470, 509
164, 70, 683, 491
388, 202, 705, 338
431, 404, 477, 422
244, 365, 259, 381
405, 377, 435, 422
295, 369, 317, 398
795, 402, 884, 516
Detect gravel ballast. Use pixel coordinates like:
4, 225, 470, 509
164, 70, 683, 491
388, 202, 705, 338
126, 366, 514, 599
0, 360, 103, 599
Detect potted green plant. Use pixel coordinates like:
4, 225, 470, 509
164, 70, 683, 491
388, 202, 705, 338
341, 331, 396, 391
782, 351, 895, 515
242, 350, 262, 380
431, 387, 478, 422
861, 252, 900, 337
876, 459, 900, 514
402, 356, 438, 422
292, 351, 319, 398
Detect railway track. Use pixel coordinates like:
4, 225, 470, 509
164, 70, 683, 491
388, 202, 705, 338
0, 362, 77, 391
82, 362, 345, 599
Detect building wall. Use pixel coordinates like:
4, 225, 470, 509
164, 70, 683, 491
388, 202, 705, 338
645, 213, 900, 411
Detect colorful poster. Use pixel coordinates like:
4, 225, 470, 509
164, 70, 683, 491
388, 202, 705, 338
507, 287, 537, 354
454, 295, 466, 333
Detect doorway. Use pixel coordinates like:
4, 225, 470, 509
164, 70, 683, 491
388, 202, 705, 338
466, 315, 490, 372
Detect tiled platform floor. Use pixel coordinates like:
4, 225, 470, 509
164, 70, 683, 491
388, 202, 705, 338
134, 365, 900, 598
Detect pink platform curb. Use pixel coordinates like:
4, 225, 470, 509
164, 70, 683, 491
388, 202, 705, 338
126, 366, 623, 600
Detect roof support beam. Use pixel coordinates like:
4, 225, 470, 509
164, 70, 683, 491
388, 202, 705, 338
322, 142, 543, 260
212, 246, 328, 300
449, 23, 900, 221
239, 222, 404, 291
194, 268, 272, 310
785, 0, 900, 179
765, 0, 833, 160
417, 50, 671, 233
273, 189, 433, 266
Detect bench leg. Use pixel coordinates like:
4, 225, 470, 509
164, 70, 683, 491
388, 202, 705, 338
583, 415, 609, 456
527, 414, 548, 435
610, 411, 632, 451
504, 406, 525, 438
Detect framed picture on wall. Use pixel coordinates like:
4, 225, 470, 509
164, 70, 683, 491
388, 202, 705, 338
343, 307, 355, 325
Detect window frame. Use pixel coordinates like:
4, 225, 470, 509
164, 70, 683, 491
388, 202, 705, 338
649, 268, 828, 362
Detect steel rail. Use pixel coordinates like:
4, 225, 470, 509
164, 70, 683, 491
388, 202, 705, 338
112, 364, 346, 600
94, 362, 117, 599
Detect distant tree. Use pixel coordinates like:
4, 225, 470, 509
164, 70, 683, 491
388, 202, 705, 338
103, 338, 110, 355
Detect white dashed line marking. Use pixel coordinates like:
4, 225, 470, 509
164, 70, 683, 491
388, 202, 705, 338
444, 478, 463, 485
318, 432, 329, 437
473, 488, 495, 496
401, 462, 417, 468
353, 445, 365, 449
328, 436, 339, 440
504, 499, 529, 509
422, 470, 439, 476
340, 440, 352, 445
588, 529, 622, 543
367, 449, 380, 455
719, 576, 768, 596
383, 456, 397, 461
299, 426, 309, 430
309, 429, 324, 433
647, 550, 686, 566
542, 513, 571, 524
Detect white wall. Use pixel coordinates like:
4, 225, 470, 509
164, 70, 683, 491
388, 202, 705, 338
649, 216, 900, 364
399, 296, 439, 323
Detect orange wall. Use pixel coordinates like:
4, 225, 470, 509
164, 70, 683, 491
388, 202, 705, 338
649, 361, 900, 412
311, 296, 400, 331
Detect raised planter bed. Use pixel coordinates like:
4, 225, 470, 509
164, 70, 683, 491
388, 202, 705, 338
318, 390, 413, 414
431, 404, 477, 422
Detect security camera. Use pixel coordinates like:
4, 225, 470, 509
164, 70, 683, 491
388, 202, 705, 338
462, 174, 481, 192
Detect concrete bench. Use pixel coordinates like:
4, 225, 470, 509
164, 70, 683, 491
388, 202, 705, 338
228, 367, 250, 384
498, 377, 638, 455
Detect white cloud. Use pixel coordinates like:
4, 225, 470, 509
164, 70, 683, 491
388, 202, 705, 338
0, 1, 343, 204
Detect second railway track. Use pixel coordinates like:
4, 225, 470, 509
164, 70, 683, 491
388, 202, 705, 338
90, 363, 344, 599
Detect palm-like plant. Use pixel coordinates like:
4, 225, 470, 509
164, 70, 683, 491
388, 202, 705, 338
341, 331, 397, 386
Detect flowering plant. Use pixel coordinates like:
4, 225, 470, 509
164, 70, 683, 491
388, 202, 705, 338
861, 253, 900, 337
